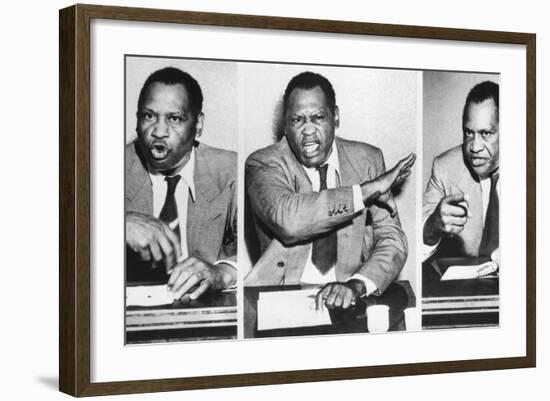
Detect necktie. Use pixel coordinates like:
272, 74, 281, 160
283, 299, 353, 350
159, 175, 181, 241
479, 173, 499, 257
311, 164, 337, 273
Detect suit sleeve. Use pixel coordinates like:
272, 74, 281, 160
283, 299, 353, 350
246, 155, 359, 245
356, 149, 408, 294
421, 156, 447, 260
423, 156, 446, 223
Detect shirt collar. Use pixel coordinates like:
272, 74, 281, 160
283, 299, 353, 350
148, 148, 196, 202
325, 141, 340, 174
479, 168, 499, 183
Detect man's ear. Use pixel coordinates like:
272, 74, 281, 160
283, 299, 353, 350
195, 112, 205, 138
334, 106, 340, 128
135, 112, 140, 137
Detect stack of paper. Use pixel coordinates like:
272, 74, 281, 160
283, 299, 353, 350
257, 288, 331, 330
441, 261, 498, 281
126, 284, 174, 307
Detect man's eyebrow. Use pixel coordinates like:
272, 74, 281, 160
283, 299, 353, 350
291, 108, 327, 115
138, 107, 187, 115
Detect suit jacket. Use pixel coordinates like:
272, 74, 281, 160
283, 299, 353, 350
126, 141, 237, 282
244, 136, 407, 293
423, 145, 484, 258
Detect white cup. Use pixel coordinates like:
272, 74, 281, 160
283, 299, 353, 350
403, 307, 421, 332
366, 305, 390, 333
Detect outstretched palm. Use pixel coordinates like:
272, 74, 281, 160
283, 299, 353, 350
377, 153, 416, 193
361, 153, 416, 217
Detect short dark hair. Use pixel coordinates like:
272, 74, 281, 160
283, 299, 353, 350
137, 67, 203, 117
282, 71, 336, 115
462, 81, 499, 125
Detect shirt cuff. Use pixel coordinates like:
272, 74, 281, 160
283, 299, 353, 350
213, 260, 237, 289
347, 273, 379, 297
352, 184, 365, 213
422, 241, 440, 262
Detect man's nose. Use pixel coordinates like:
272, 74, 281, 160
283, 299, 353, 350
470, 134, 484, 153
301, 122, 317, 136
152, 118, 169, 138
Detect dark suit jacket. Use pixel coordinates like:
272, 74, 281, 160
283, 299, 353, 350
244, 136, 407, 293
423, 145, 485, 258
126, 142, 237, 282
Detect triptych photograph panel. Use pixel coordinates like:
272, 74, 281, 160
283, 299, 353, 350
123, 55, 499, 344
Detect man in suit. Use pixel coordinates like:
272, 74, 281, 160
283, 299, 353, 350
245, 71, 415, 310
422, 81, 499, 262
126, 67, 237, 302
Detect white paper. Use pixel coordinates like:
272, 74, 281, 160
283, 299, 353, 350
441, 261, 498, 281
126, 285, 174, 307
257, 289, 331, 330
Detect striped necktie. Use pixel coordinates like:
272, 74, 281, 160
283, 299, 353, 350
159, 175, 181, 241
311, 164, 337, 273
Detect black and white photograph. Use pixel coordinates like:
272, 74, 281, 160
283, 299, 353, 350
242, 64, 419, 338
124, 57, 238, 343
421, 71, 500, 329
121, 55, 503, 343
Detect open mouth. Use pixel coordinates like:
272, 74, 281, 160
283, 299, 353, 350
302, 141, 320, 158
150, 142, 170, 160
470, 157, 488, 167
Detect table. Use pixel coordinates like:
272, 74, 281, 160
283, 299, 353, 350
126, 286, 237, 344
244, 281, 415, 338
422, 257, 499, 329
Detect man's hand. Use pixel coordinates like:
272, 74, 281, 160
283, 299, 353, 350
315, 279, 366, 311
126, 211, 182, 272
423, 192, 471, 245
167, 257, 235, 302
360, 153, 416, 217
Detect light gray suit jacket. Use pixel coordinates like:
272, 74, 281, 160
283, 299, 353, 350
423, 145, 484, 257
245, 136, 407, 293
126, 142, 237, 276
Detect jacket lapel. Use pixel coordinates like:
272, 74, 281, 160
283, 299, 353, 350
281, 137, 312, 194
126, 144, 153, 214
187, 147, 225, 259
282, 139, 314, 280
457, 170, 484, 254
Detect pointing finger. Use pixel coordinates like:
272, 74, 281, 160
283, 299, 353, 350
162, 224, 182, 261
148, 241, 163, 263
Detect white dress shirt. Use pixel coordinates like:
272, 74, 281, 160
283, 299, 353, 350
422, 176, 500, 261
149, 149, 236, 271
299, 143, 378, 296
150, 150, 196, 259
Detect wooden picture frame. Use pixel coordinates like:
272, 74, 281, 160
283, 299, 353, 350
59, 3, 536, 396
